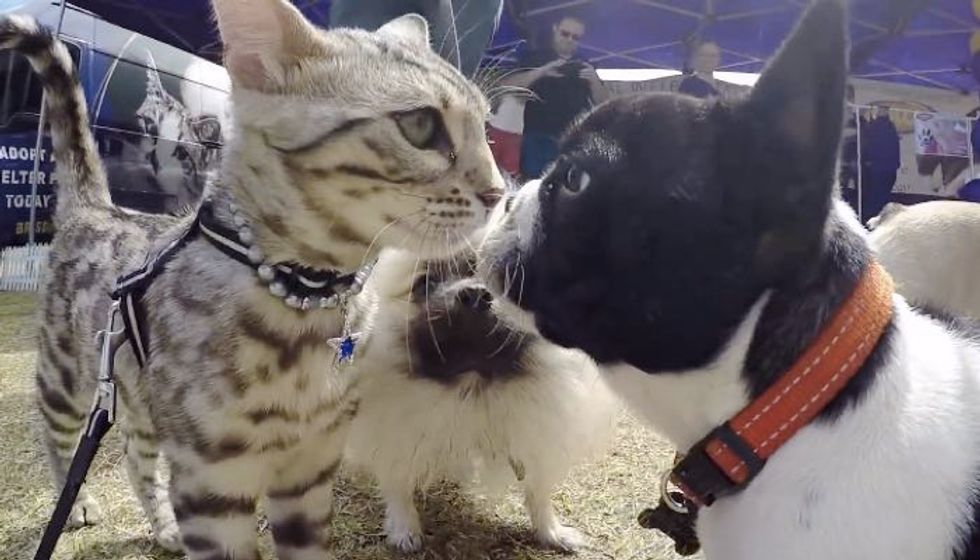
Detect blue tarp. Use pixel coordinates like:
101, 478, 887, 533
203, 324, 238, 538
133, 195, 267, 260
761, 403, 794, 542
68, 0, 980, 93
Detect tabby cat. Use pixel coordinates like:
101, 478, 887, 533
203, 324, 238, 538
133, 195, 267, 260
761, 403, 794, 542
2, 0, 503, 557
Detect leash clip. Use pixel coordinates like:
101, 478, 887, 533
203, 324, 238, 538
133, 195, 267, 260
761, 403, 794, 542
92, 301, 126, 424
35, 300, 128, 560
661, 468, 690, 514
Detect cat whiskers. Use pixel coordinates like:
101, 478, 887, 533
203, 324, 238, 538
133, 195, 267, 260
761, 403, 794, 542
423, 259, 447, 364
479, 63, 538, 106
437, 234, 462, 330
454, 230, 479, 258
358, 209, 425, 270
510, 255, 531, 349
474, 41, 525, 94
443, 229, 463, 279
485, 259, 517, 338
437, 0, 475, 72
485, 83, 536, 107
451, 0, 490, 68
392, 188, 429, 201
486, 250, 526, 355
405, 223, 436, 374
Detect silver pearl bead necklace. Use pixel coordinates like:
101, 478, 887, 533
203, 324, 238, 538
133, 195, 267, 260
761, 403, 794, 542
226, 202, 374, 310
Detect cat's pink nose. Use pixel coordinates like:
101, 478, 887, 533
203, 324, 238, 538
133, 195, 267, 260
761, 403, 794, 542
476, 190, 502, 208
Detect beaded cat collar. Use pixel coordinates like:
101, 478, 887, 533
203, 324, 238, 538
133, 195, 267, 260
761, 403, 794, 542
113, 199, 375, 369
197, 200, 374, 311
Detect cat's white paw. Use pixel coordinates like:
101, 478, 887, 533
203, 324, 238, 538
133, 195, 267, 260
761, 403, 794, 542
535, 523, 587, 552
67, 495, 103, 528
154, 523, 183, 552
385, 514, 423, 552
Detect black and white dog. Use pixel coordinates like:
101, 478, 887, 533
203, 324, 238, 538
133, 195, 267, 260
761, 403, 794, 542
477, 1, 980, 558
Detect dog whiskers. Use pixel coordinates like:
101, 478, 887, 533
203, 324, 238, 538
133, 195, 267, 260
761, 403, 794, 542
515, 253, 526, 309
487, 319, 518, 358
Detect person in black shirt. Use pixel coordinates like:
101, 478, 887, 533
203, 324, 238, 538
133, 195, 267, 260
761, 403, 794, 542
501, 15, 608, 179
678, 41, 721, 99
861, 106, 901, 222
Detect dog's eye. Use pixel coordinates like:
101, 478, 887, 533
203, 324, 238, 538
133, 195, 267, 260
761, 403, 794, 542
563, 166, 591, 194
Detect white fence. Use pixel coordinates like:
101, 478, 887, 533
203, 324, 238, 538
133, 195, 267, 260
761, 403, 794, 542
0, 244, 50, 292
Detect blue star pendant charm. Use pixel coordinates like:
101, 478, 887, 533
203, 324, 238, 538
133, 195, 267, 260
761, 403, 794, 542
328, 331, 361, 367
329, 294, 361, 368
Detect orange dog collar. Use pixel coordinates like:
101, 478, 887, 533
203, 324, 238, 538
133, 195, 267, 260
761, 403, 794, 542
670, 262, 895, 507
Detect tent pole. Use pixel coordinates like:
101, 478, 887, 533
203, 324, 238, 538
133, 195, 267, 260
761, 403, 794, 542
970, 117, 976, 184
855, 103, 863, 222
27, 0, 69, 246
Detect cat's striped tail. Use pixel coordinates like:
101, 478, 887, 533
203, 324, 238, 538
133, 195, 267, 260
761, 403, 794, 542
0, 15, 111, 224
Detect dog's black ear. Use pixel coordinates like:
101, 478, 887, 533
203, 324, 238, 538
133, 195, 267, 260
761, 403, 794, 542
736, 0, 849, 281
747, 0, 848, 172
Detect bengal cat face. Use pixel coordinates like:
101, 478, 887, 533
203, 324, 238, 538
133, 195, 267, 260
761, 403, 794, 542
213, 0, 505, 270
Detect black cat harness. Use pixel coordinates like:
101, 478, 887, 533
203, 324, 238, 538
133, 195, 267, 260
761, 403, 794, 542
34, 200, 374, 559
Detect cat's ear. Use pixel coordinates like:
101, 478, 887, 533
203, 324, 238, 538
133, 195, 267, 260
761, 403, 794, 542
212, 0, 324, 90
377, 14, 431, 50
745, 0, 848, 180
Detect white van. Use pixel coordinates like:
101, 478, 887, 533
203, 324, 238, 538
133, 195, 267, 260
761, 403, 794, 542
0, 0, 231, 246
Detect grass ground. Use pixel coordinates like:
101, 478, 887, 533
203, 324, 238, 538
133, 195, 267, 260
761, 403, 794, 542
0, 292, 697, 560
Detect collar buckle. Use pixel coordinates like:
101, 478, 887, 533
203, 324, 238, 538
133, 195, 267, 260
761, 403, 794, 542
670, 423, 765, 507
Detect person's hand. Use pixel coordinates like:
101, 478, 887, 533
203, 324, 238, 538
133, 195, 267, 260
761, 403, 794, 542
580, 63, 609, 102
579, 64, 601, 85
536, 59, 566, 79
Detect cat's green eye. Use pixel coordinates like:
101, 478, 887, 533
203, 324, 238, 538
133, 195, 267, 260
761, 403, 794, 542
394, 107, 440, 150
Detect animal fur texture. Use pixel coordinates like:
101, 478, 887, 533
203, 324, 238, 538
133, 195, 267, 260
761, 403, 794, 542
475, 0, 980, 558
3, 1, 503, 557
347, 249, 619, 552
868, 200, 980, 320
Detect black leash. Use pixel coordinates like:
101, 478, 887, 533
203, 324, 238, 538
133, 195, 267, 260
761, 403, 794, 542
34, 302, 125, 560
34, 409, 114, 559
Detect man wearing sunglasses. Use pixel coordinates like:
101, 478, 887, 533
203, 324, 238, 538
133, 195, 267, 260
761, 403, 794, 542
501, 15, 608, 179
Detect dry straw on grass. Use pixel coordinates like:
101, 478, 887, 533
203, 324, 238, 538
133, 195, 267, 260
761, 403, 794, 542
0, 293, 697, 560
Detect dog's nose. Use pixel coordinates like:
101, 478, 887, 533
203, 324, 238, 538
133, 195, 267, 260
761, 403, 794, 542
458, 286, 492, 310
476, 189, 502, 208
